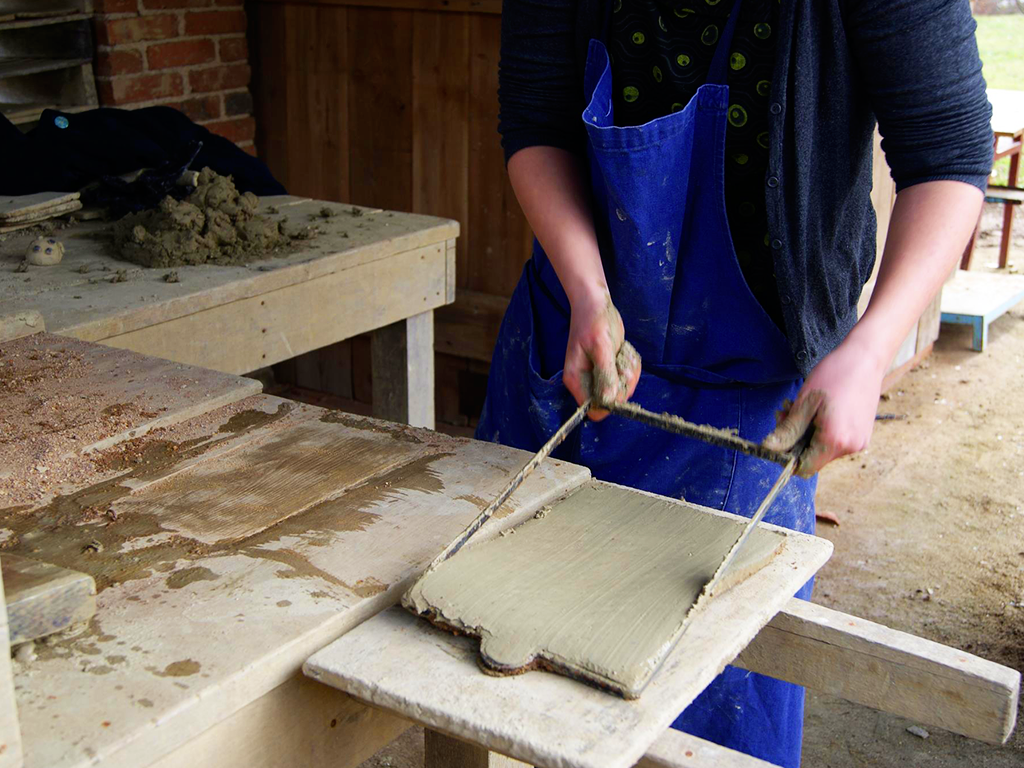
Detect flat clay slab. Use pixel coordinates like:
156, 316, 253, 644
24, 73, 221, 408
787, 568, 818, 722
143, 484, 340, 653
404, 481, 787, 698
308, 497, 832, 768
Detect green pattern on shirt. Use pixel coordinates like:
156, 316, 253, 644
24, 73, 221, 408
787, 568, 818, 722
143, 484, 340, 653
609, 0, 782, 328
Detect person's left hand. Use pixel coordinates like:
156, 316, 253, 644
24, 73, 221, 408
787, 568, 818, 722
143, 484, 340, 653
763, 335, 887, 478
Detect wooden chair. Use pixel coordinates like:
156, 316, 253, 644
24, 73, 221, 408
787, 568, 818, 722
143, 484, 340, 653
961, 127, 1022, 271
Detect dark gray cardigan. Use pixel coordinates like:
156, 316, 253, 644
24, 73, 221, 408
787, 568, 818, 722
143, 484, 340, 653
497, 0, 993, 374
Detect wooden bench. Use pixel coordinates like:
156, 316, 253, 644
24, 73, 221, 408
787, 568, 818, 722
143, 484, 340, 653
940, 270, 1024, 351
962, 126, 1022, 271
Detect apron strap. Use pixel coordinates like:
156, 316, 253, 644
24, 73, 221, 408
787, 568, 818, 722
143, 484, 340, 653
706, 0, 745, 86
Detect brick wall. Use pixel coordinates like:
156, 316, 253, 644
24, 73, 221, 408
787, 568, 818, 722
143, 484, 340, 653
93, 0, 256, 153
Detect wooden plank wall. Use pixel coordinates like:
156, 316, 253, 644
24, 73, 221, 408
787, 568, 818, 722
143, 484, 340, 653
248, 0, 919, 424
248, 0, 529, 425
249, 0, 531, 296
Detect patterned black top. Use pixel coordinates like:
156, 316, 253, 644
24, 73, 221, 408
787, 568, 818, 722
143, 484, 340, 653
608, 0, 782, 327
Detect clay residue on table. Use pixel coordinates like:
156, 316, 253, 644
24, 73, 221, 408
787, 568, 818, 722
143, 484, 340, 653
111, 168, 290, 268
404, 481, 785, 698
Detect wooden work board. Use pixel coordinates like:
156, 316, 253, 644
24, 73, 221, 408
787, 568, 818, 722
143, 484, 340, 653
0, 333, 1019, 768
0, 333, 587, 768
0, 196, 458, 377
308, 489, 832, 768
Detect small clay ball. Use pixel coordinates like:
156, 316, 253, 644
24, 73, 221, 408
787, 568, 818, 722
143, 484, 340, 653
25, 236, 65, 266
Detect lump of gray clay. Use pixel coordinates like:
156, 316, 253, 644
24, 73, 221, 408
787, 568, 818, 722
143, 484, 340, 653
25, 237, 64, 266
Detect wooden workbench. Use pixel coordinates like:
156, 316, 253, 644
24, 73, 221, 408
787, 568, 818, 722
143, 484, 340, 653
0, 332, 1017, 768
0, 331, 585, 768
0, 196, 458, 428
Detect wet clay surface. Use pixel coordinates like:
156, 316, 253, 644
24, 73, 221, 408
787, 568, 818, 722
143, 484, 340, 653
110, 419, 429, 545
0, 401, 295, 592
405, 481, 785, 698
111, 168, 291, 268
0, 393, 453, 602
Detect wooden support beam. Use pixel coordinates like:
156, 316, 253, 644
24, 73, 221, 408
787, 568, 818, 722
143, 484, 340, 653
636, 728, 774, 768
252, 0, 502, 15
0, 560, 24, 768
425, 731, 530, 768
423, 728, 774, 768
735, 598, 1021, 745
150, 674, 411, 768
434, 290, 508, 363
372, 310, 436, 429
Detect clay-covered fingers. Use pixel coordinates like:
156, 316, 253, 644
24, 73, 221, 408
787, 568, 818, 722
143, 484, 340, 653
618, 341, 641, 403
764, 391, 823, 453
763, 390, 826, 479
563, 294, 634, 421
763, 389, 872, 479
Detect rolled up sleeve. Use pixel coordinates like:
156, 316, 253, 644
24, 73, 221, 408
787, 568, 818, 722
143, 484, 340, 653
499, 0, 584, 163
845, 0, 993, 192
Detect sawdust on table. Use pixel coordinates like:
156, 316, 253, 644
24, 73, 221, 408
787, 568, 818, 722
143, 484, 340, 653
111, 168, 296, 268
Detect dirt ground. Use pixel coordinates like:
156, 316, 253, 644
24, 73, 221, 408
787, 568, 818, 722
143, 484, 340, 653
356, 202, 1024, 768
803, 201, 1024, 766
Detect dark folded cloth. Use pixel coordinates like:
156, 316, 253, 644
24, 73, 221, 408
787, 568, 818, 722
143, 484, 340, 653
0, 106, 286, 203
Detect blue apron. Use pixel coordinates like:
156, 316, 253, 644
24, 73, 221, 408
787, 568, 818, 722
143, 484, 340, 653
476, 3, 815, 765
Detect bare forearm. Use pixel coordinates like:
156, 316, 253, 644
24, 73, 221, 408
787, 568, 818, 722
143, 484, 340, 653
848, 180, 983, 373
507, 147, 608, 308
507, 146, 640, 411
766, 179, 983, 474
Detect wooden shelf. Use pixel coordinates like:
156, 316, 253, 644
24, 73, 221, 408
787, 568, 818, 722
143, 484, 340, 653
0, 12, 87, 31
1, 101, 94, 124
0, 1, 81, 18
0, 56, 90, 79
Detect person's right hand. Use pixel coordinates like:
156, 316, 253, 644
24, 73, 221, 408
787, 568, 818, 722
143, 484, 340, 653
562, 290, 641, 421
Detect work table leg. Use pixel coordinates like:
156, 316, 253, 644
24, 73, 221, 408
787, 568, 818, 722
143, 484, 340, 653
372, 311, 435, 430
425, 731, 529, 768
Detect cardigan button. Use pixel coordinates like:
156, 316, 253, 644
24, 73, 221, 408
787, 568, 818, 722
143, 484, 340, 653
770, 102, 782, 115
781, 295, 793, 306
771, 238, 783, 250
795, 350, 808, 361
767, 176, 779, 188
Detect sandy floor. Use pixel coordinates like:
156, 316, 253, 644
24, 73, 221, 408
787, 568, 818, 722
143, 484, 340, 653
356, 201, 1024, 768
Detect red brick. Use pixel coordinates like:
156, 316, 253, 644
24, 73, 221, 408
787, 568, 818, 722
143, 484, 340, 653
241, 142, 257, 156
142, 0, 213, 8
205, 116, 255, 145
94, 0, 139, 12
189, 63, 250, 93
97, 72, 184, 106
215, 0, 242, 6
184, 9, 246, 36
223, 89, 252, 117
95, 48, 144, 77
147, 39, 216, 70
95, 14, 178, 46
218, 36, 248, 63
176, 95, 222, 122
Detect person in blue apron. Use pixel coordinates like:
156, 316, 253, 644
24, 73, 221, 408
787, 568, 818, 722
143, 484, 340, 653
480, 0, 992, 765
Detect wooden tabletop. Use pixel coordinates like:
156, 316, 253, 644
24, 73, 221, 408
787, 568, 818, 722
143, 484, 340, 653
0, 196, 458, 375
0, 333, 586, 768
989, 88, 1024, 137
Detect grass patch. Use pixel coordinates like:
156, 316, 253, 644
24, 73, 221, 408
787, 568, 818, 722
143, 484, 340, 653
974, 15, 1024, 90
